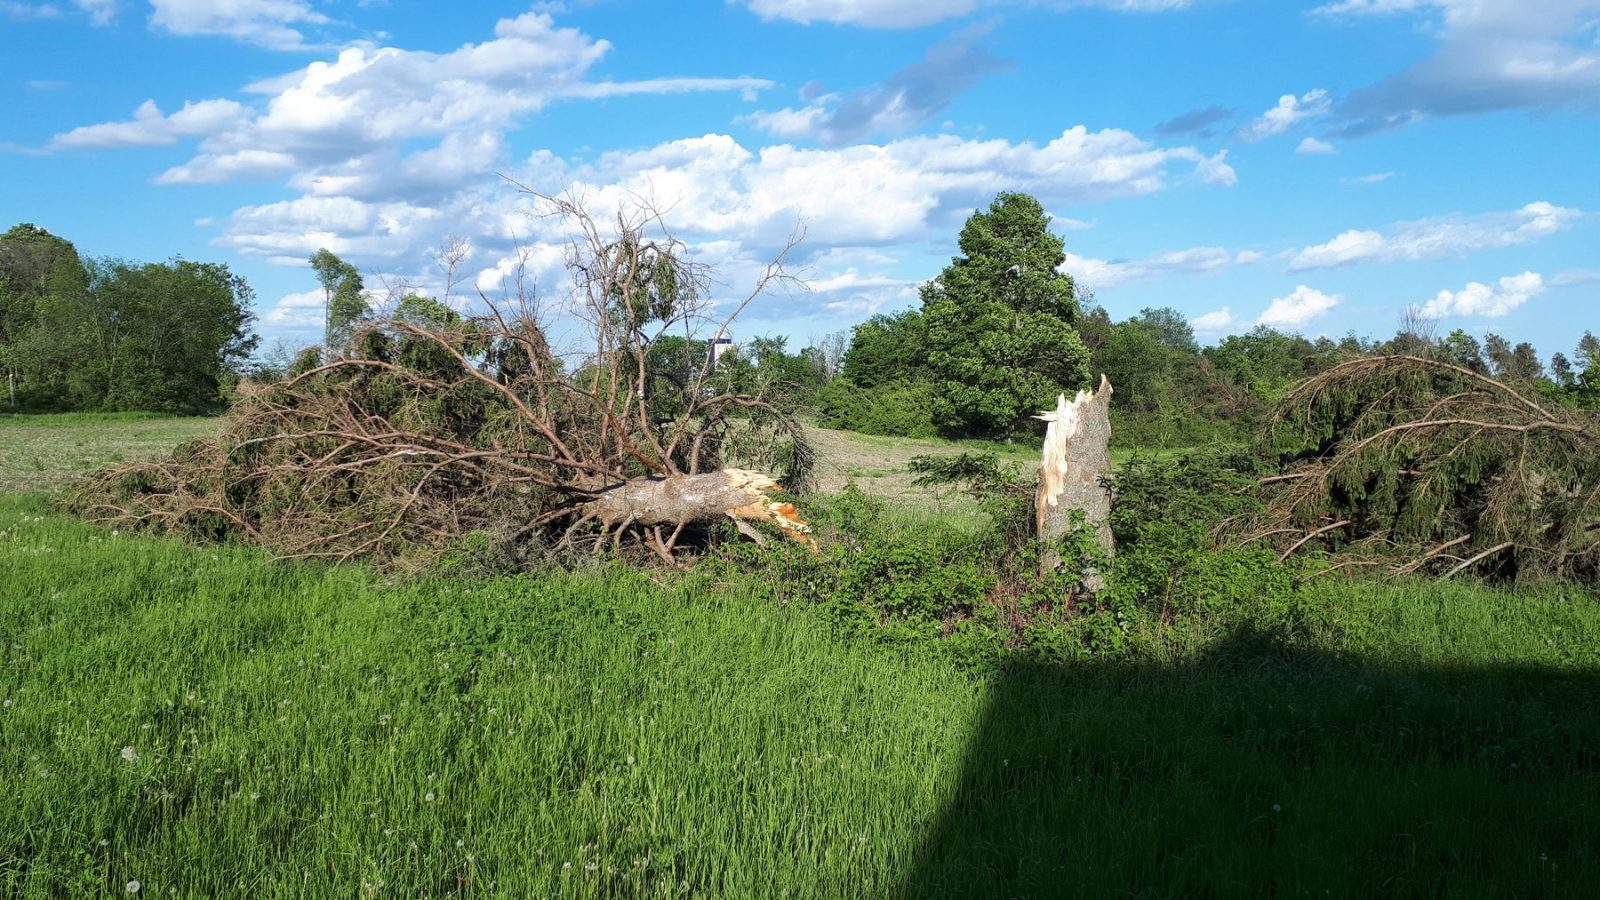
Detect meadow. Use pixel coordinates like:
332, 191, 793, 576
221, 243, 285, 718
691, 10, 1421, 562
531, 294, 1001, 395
2, 415, 1599, 897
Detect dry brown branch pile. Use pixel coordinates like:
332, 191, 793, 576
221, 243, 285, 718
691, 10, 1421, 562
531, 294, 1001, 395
64, 193, 815, 569
1230, 354, 1600, 580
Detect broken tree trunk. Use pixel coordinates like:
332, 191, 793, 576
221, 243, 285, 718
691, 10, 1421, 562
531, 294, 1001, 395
577, 468, 816, 551
1035, 375, 1115, 579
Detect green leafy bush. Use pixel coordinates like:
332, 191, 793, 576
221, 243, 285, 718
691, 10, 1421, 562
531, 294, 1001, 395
816, 379, 940, 438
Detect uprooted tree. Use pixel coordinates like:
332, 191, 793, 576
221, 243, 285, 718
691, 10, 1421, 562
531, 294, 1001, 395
65, 193, 817, 568
1237, 354, 1600, 580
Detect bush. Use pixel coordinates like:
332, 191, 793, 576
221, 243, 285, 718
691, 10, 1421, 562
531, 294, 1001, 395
711, 449, 1304, 670
816, 379, 940, 438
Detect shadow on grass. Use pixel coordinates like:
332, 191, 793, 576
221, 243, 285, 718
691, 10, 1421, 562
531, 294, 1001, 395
900, 628, 1600, 898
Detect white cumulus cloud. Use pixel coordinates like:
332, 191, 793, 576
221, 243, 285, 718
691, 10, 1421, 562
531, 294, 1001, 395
1418, 271, 1545, 318
1190, 307, 1237, 332
50, 99, 248, 149
148, 0, 329, 49
1258, 285, 1343, 328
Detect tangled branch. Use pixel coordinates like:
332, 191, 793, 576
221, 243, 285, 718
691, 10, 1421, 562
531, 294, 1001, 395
1233, 355, 1600, 580
64, 194, 815, 569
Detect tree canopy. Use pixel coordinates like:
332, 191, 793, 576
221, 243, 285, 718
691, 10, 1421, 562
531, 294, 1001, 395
920, 192, 1091, 439
310, 248, 367, 353
0, 223, 258, 412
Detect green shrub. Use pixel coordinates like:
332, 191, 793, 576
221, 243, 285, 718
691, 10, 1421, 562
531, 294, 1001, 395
816, 379, 940, 438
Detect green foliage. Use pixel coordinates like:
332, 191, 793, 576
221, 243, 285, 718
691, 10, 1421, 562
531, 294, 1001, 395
1, 224, 259, 413
712, 335, 827, 409
1091, 307, 1252, 447
1203, 325, 1349, 406
1261, 355, 1600, 580
11, 256, 257, 413
922, 193, 1091, 439
709, 447, 1300, 669
309, 248, 367, 352
815, 378, 940, 438
839, 310, 928, 388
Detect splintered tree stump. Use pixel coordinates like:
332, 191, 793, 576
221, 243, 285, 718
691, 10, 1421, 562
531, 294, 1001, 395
1035, 375, 1115, 580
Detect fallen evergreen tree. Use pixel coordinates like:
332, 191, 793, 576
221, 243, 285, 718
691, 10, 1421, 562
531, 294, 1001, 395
1239, 354, 1600, 581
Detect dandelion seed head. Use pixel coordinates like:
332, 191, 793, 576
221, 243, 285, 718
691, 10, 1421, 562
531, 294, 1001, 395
120, 746, 137, 762
126, 880, 140, 893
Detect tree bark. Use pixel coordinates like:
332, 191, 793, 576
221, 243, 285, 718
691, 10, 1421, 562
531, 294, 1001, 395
577, 469, 815, 549
1035, 375, 1114, 579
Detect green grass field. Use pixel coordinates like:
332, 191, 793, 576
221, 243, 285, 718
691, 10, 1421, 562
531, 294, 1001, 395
3, 418, 1599, 896
0, 413, 219, 494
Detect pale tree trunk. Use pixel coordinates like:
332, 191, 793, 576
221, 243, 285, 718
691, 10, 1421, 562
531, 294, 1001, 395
1035, 376, 1114, 580
576, 468, 816, 551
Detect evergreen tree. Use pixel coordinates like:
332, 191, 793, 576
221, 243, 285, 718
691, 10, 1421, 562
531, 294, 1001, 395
920, 192, 1090, 439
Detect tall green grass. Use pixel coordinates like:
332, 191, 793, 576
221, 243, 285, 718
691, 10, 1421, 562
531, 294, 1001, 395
3, 494, 1598, 897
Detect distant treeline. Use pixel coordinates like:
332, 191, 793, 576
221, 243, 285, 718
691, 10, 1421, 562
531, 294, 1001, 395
558, 193, 1600, 451
0, 223, 259, 413
810, 193, 1600, 447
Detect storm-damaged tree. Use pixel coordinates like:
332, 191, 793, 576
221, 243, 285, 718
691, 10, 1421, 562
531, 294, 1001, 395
1239, 354, 1600, 581
68, 193, 817, 568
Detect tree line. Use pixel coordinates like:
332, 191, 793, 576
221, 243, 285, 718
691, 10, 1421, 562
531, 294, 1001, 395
812, 192, 1600, 447
0, 223, 259, 413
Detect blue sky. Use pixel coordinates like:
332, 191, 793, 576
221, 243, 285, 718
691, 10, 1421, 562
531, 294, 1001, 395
2, 0, 1597, 358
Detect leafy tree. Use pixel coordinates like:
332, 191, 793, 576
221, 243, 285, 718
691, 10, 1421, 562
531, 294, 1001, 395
1073, 301, 1113, 354
1127, 306, 1198, 353
309, 248, 368, 353
1508, 342, 1544, 382
1442, 329, 1487, 372
1097, 317, 1176, 416
800, 330, 848, 383
1576, 331, 1600, 374
1550, 352, 1574, 387
20, 257, 257, 411
0, 224, 88, 406
840, 310, 928, 389
920, 192, 1090, 439
1204, 326, 1315, 404
1483, 333, 1514, 377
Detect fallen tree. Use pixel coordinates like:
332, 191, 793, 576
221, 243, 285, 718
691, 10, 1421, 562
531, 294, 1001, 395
65, 193, 816, 568
1235, 354, 1600, 581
